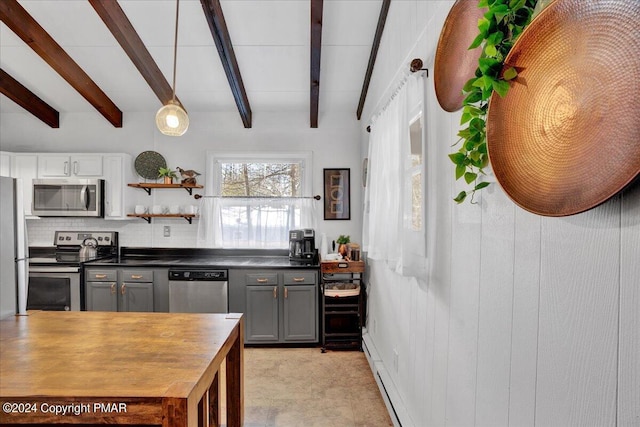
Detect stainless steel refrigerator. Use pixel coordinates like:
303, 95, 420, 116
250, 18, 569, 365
0, 176, 28, 318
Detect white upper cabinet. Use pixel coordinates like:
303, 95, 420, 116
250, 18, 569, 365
102, 154, 134, 220
38, 154, 103, 177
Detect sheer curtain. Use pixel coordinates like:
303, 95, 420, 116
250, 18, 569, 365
363, 78, 409, 271
197, 197, 317, 248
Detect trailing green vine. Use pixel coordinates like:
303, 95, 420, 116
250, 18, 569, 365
449, 0, 538, 203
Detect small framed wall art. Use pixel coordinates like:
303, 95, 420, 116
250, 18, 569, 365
323, 168, 351, 220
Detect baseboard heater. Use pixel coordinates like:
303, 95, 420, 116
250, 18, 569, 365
376, 370, 402, 426
362, 333, 407, 427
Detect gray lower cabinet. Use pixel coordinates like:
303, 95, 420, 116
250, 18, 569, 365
283, 284, 317, 341
243, 270, 318, 344
85, 268, 154, 312
246, 285, 279, 341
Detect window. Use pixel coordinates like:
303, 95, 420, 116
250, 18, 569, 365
220, 161, 302, 197
198, 152, 315, 248
402, 109, 427, 279
408, 114, 423, 231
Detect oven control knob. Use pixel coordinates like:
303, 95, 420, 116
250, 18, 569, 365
105, 237, 110, 242
58, 236, 64, 241
65, 236, 71, 240
97, 237, 103, 241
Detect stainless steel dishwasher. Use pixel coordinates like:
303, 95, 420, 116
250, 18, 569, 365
168, 269, 228, 313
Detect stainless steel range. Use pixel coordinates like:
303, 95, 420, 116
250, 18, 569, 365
28, 231, 118, 311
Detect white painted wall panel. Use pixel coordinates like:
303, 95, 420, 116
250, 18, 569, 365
412, 281, 435, 425
445, 184, 481, 427
475, 188, 515, 426
508, 208, 541, 427
620, 184, 640, 426
536, 202, 620, 426
406, 282, 427, 424
429, 285, 450, 427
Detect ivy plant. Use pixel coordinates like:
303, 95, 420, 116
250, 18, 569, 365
449, 0, 538, 203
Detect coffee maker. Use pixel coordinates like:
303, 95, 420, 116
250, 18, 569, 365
289, 229, 316, 263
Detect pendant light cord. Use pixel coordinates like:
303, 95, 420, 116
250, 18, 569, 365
171, 0, 180, 102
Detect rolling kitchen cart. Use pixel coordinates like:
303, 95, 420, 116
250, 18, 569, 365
320, 259, 365, 352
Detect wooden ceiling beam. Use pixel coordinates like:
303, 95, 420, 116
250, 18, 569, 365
89, 0, 179, 108
356, 0, 391, 120
0, 0, 122, 127
310, 0, 323, 128
0, 68, 60, 128
200, 0, 252, 128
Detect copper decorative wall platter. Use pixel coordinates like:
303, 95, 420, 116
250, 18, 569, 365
486, 0, 640, 216
434, 0, 486, 112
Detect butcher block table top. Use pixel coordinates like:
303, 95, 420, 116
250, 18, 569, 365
0, 311, 244, 427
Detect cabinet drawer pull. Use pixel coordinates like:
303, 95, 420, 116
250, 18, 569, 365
64, 161, 69, 175
256, 278, 269, 283
95, 274, 107, 279
110, 283, 116, 295
130, 275, 143, 279
121, 284, 126, 295
292, 277, 305, 282
273, 286, 277, 299
284, 287, 288, 299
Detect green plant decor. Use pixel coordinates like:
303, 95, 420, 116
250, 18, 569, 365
336, 235, 350, 244
449, 0, 538, 204
158, 167, 178, 179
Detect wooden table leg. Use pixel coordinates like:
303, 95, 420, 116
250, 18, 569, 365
225, 322, 244, 427
209, 371, 219, 427
163, 397, 188, 427
198, 390, 208, 427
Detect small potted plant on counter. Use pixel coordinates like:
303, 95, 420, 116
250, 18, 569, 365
158, 167, 178, 184
336, 235, 350, 258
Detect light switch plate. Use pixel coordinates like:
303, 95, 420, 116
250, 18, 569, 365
163, 226, 171, 237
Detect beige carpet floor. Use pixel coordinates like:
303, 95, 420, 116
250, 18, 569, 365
237, 347, 394, 427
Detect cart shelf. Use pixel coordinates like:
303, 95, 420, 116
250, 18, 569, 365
320, 259, 365, 353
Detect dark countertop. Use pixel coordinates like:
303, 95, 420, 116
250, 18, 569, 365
87, 255, 318, 269
83, 247, 319, 269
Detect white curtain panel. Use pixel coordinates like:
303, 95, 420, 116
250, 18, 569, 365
364, 78, 409, 271
364, 73, 427, 280
197, 197, 317, 248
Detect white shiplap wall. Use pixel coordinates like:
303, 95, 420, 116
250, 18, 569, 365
360, 1, 640, 426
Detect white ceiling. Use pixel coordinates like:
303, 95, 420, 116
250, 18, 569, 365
0, 0, 383, 125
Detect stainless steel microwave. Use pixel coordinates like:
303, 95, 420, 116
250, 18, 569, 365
32, 179, 104, 217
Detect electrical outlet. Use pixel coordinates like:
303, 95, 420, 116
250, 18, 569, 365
393, 349, 399, 373
163, 226, 171, 237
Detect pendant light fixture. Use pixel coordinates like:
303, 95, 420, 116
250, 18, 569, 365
156, 0, 189, 136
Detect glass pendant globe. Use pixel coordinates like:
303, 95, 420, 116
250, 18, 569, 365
156, 100, 189, 136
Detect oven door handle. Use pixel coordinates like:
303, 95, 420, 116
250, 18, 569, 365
29, 266, 80, 273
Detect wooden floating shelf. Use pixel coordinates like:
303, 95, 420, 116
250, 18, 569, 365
127, 214, 198, 224
128, 183, 203, 195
